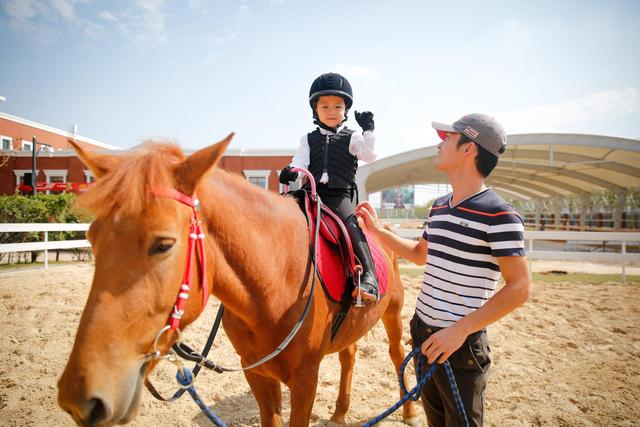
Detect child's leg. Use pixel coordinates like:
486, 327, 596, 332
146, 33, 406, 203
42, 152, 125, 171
321, 193, 379, 301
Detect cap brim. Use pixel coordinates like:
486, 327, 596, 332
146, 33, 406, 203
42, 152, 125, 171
431, 121, 457, 141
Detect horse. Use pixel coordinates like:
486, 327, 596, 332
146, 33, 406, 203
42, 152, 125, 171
57, 134, 420, 426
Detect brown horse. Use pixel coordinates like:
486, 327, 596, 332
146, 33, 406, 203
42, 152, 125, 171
57, 134, 419, 426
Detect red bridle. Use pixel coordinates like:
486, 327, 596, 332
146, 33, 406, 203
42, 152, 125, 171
151, 188, 209, 330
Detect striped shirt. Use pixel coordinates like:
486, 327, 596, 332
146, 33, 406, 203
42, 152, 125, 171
416, 188, 525, 327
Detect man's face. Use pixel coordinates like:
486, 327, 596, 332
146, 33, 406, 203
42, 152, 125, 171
434, 132, 469, 171
315, 95, 346, 128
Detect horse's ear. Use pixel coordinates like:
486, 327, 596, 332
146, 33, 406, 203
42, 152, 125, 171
68, 139, 122, 179
175, 132, 235, 194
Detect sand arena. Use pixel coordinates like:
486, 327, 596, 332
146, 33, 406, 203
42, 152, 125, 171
0, 261, 638, 426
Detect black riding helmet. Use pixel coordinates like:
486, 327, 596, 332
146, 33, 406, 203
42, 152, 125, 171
309, 73, 353, 117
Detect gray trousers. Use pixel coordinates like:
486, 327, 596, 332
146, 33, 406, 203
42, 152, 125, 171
409, 314, 492, 427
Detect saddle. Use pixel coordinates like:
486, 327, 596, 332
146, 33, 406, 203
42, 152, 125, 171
291, 189, 388, 306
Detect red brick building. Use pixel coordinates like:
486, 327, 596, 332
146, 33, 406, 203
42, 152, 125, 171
0, 112, 295, 195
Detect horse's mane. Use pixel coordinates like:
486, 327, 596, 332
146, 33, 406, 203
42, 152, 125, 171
76, 141, 185, 218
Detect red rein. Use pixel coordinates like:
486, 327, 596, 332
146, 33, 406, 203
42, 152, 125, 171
151, 188, 209, 330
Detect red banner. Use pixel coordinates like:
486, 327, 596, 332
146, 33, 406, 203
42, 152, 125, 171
17, 182, 94, 193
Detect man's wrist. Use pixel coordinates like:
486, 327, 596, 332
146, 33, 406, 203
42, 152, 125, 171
453, 317, 474, 337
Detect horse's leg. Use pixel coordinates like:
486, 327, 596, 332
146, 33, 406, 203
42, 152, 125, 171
382, 305, 422, 426
287, 364, 320, 427
329, 343, 357, 425
244, 371, 283, 427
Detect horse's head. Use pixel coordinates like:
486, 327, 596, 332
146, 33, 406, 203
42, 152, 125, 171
58, 134, 234, 426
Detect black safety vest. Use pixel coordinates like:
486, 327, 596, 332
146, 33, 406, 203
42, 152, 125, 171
307, 128, 358, 189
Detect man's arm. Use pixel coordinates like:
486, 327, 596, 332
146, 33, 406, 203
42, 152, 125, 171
421, 255, 531, 364
356, 201, 427, 265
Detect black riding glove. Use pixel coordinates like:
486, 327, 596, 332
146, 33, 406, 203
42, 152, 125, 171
354, 111, 375, 132
279, 166, 298, 184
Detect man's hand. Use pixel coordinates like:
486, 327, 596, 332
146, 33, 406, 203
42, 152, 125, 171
356, 201, 382, 233
421, 324, 468, 364
354, 111, 375, 132
279, 166, 297, 184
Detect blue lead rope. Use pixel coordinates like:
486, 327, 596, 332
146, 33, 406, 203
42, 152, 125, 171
363, 348, 469, 427
176, 368, 227, 427
175, 348, 468, 427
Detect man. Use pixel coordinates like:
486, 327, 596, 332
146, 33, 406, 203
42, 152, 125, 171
357, 113, 531, 426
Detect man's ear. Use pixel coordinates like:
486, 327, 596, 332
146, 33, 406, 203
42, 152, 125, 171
465, 141, 478, 155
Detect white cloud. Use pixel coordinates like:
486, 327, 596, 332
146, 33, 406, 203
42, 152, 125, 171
95, 0, 168, 46
99, 10, 117, 22
497, 87, 640, 134
188, 0, 215, 12
1, 0, 102, 44
1, 0, 168, 46
213, 32, 238, 45
209, 1, 258, 46
50, 0, 77, 21
270, 0, 285, 6
126, 0, 168, 46
2, 0, 38, 22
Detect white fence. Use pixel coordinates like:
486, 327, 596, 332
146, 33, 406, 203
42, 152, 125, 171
394, 228, 640, 283
0, 223, 90, 270
1, 224, 639, 281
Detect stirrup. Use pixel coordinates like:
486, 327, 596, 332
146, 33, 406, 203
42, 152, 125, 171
352, 266, 379, 306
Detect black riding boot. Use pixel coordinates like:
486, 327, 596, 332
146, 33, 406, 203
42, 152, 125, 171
345, 215, 379, 302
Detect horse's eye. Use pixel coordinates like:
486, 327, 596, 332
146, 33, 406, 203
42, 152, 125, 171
149, 238, 176, 256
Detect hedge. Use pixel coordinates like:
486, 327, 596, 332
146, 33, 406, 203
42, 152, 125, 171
0, 194, 93, 261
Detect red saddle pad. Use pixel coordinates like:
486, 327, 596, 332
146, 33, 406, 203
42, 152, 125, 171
315, 230, 388, 302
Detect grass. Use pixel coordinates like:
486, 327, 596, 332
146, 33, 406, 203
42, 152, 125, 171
399, 266, 640, 284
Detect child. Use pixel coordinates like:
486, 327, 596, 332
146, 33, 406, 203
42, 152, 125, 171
279, 72, 379, 302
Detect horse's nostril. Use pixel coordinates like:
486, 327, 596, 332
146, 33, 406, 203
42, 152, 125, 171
86, 397, 109, 425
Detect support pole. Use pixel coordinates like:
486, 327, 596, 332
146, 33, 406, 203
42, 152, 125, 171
621, 240, 626, 285
31, 136, 37, 196
44, 230, 48, 270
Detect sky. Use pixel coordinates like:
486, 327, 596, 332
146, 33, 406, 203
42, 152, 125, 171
1, 0, 639, 165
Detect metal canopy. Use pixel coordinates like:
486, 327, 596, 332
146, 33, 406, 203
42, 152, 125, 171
357, 133, 640, 201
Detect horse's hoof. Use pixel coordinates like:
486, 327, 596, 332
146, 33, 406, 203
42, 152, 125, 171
403, 416, 423, 427
328, 416, 346, 426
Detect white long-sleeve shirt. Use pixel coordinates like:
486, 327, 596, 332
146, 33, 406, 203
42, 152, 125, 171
289, 127, 377, 176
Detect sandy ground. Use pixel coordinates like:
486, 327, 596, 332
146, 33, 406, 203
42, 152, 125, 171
0, 262, 638, 426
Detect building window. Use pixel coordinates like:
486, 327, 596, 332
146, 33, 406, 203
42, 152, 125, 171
1, 136, 11, 150
14, 169, 38, 186
243, 170, 271, 190
21, 140, 32, 151
83, 170, 95, 183
44, 169, 68, 194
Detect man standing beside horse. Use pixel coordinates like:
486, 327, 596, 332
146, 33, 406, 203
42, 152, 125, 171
357, 113, 531, 426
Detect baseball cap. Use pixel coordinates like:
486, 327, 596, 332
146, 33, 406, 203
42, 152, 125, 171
432, 113, 507, 157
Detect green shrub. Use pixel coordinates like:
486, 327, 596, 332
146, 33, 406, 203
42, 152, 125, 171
0, 193, 91, 244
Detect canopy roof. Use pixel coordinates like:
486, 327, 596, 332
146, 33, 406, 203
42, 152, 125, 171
358, 133, 640, 201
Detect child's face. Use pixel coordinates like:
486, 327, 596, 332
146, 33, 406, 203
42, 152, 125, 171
315, 95, 346, 128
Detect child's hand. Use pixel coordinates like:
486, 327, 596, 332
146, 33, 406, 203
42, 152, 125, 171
279, 166, 297, 184
354, 111, 375, 132
356, 201, 381, 232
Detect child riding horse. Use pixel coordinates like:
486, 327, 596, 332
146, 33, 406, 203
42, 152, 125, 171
57, 135, 419, 426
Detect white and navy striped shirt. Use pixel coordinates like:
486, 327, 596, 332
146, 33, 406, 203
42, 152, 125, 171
416, 189, 525, 328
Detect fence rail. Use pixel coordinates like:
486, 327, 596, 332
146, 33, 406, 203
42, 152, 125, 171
2, 224, 639, 281
0, 223, 90, 269
394, 228, 640, 283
